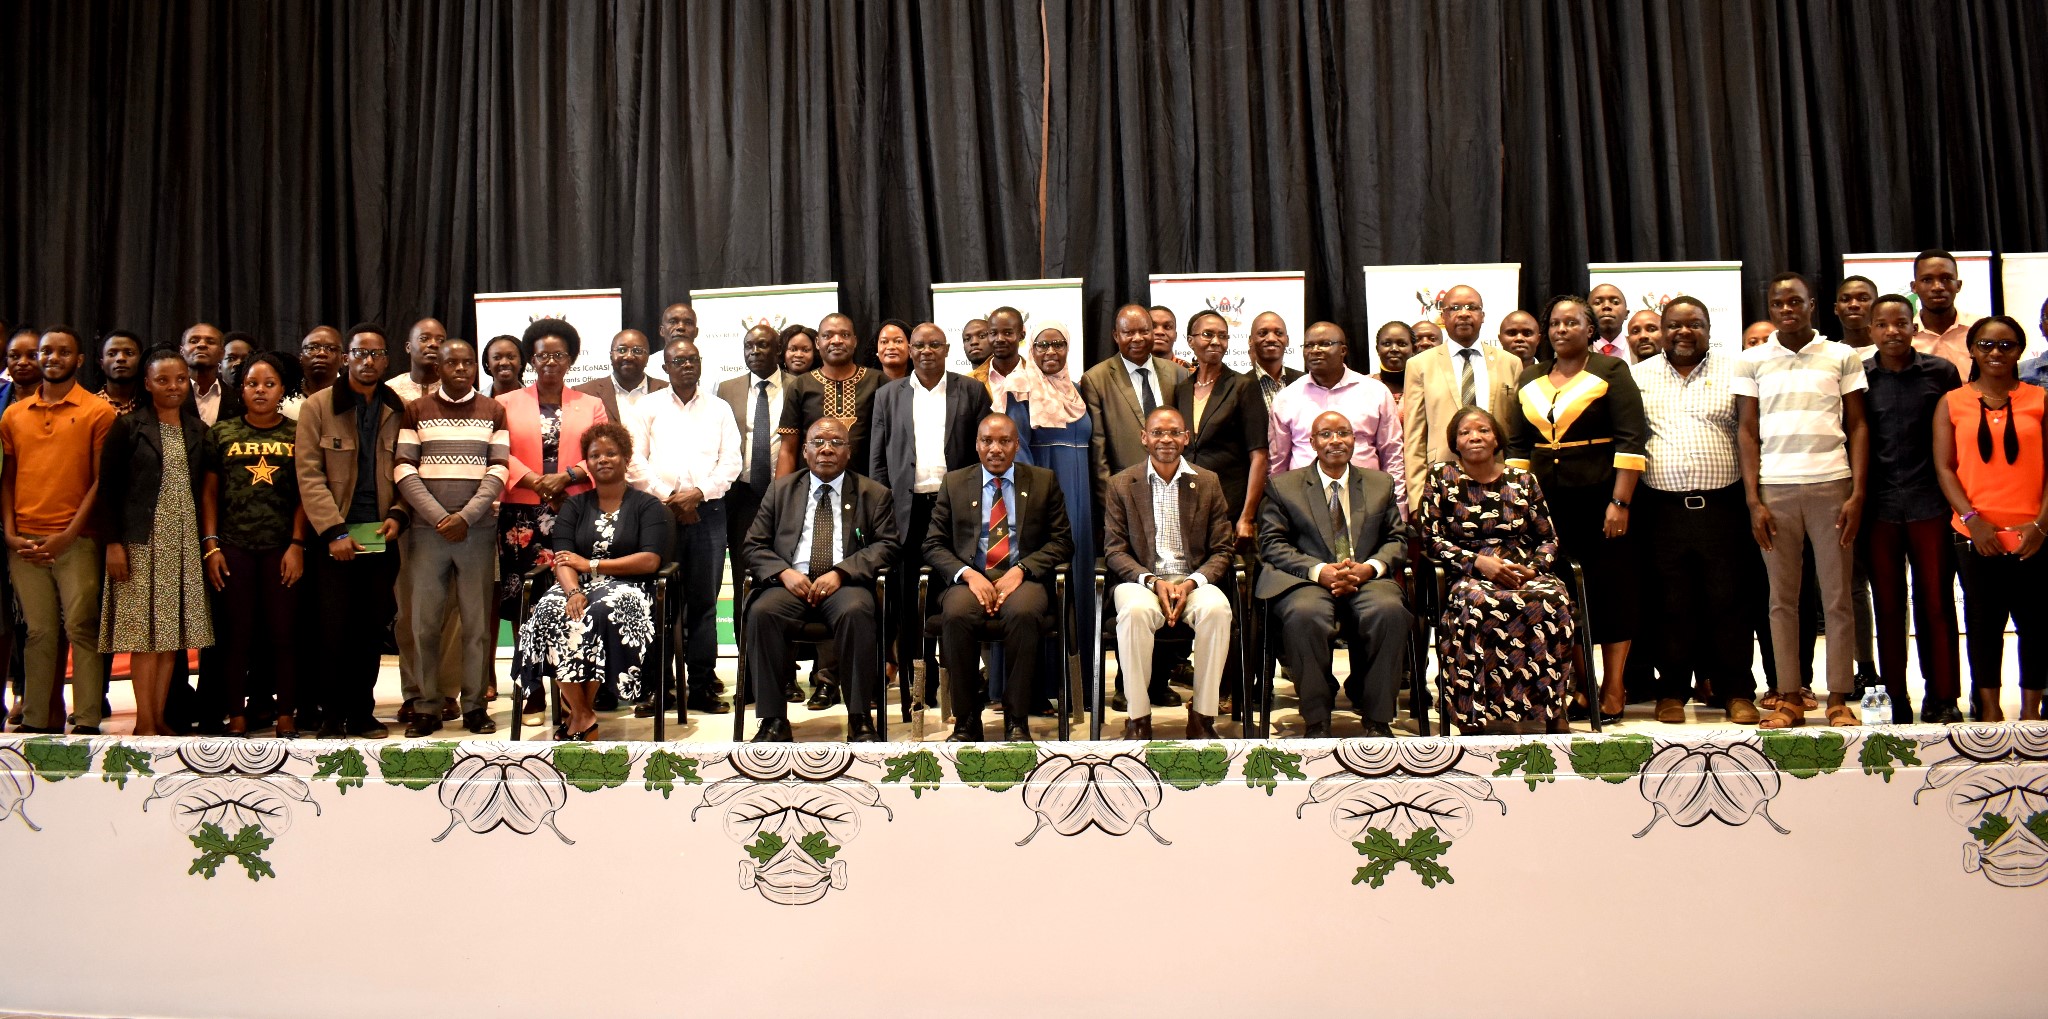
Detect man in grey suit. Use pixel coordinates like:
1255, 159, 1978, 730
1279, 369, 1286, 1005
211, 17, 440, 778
575, 328, 668, 424
1259, 410, 1410, 738
1082, 303, 1191, 711
869, 323, 991, 690
717, 323, 803, 704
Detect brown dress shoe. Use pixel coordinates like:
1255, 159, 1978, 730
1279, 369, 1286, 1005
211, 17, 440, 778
1655, 698, 1686, 724
1184, 709, 1218, 740
1121, 715, 1153, 740
1725, 698, 1761, 725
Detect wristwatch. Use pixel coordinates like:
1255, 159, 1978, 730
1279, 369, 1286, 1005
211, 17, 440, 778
1609, 497, 1629, 509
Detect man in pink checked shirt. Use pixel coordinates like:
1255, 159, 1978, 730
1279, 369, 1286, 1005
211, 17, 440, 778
1265, 321, 1405, 509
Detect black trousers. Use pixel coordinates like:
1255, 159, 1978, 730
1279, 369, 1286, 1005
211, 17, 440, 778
938, 578, 1050, 721
1271, 577, 1408, 725
313, 545, 398, 725
746, 584, 878, 720
891, 493, 940, 683
1955, 536, 2048, 691
1637, 484, 1756, 704
668, 498, 726, 695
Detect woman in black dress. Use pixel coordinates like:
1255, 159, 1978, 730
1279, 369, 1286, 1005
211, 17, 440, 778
1505, 295, 1647, 724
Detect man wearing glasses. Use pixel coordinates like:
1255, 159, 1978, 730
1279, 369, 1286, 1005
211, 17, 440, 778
294, 323, 410, 738
1267, 322, 1405, 508
575, 328, 668, 425
1909, 249, 1980, 379
625, 336, 741, 716
1401, 285, 1521, 513
868, 323, 990, 698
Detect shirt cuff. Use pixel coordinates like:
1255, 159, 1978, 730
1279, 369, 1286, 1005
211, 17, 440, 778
1310, 563, 1326, 583
953, 566, 969, 583
1188, 573, 1207, 588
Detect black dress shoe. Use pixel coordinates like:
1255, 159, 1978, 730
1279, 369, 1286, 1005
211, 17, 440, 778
711, 678, 726, 694
1920, 698, 1964, 724
70, 725, 102, 736
1110, 690, 1129, 713
633, 698, 658, 718
807, 684, 841, 711
1301, 720, 1332, 739
1151, 685, 1184, 708
1361, 720, 1394, 739
1003, 720, 1033, 743
350, 719, 391, 740
593, 689, 619, 712
751, 718, 794, 742
316, 717, 348, 739
686, 690, 730, 714
463, 709, 497, 735
781, 677, 805, 703
442, 697, 461, 721
845, 716, 879, 742
945, 723, 987, 742
405, 716, 441, 739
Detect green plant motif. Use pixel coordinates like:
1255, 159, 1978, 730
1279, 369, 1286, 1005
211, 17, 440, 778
1759, 731, 1847, 779
642, 750, 703, 799
880, 750, 943, 798
553, 745, 632, 792
313, 747, 368, 795
1241, 746, 1306, 797
745, 832, 785, 862
797, 831, 840, 862
1567, 734, 1654, 784
954, 744, 1039, 792
1144, 741, 1229, 791
100, 745, 155, 790
1351, 827, 1454, 889
1973, 812, 2048, 847
20, 737, 92, 782
377, 745, 456, 790
1493, 742, 1559, 791
1858, 733, 1921, 783
188, 822, 275, 881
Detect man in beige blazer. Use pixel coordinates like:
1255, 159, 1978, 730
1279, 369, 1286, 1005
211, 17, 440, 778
1401, 284, 1523, 512
1080, 303, 1190, 504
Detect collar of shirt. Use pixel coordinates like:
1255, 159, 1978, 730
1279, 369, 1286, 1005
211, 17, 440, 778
1761, 330, 1836, 358
438, 387, 477, 404
613, 373, 648, 397
31, 385, 86, 410
912, 372, 947, 395
1122, 356, 1158, 388
807, 472, 842, 500
979, 464, 1017, 489
1865, 351, 1947, 378
194, 376, 221, 398
1146, 457, 1196, 484
1304, 367, 1367, 394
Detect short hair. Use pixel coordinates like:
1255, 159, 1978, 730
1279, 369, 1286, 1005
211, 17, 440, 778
521, 318, 581, 362
988, 305, 1024, 323
1444, 406, 1507, 456
1374, 320, 1415, 342
1837, 275, 1877, 294
1186, 310, 1227, 335
582, 420, 633, 461
241, 350, 306, 398
345, 322, 387, 346
38, 324, 81, 348
1541, 294, 1595, 331
877, 318, 912, 340
141, 345, 188, 376
1871, 293, 1914, 319
1661, 296, 1711, 327
1150, 305, 1175, 318
483, 334, 523, 365
222, 330, 258, 349
1913, 249, 1958, 274
442, 336, 476, 357
1765, 271, 1812, 298
100, 329, 143, 356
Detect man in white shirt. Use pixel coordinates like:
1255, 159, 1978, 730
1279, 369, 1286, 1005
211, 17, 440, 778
385, 317, 446, 406
182, 322, 238, 425
575, 328, 667, 425
627, 336, 742, 715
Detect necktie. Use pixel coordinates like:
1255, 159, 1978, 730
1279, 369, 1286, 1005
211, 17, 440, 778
984, 477, 1011, 570
1458, 348, 1477, 408
1329, 479, 1353, 562
808, 484, 836, 578
750, 379, 772, 492
1136, 366, 1157, 416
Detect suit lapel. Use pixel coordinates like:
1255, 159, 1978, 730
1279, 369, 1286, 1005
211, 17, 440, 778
1177, 471, 1203, 562
1346, 467, 1371, 556
1305, 468, 1339, 560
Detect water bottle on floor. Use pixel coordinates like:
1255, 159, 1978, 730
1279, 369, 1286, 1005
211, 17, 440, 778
1860, 685, 1890, 726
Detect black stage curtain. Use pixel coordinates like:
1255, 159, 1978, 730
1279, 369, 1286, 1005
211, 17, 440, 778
5, 1, 2047, 376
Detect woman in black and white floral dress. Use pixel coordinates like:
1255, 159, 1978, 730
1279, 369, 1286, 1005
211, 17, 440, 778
514, 423, 672, 740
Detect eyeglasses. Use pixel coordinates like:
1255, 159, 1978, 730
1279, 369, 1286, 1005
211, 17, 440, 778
1146, 428, 1187, 439
1974, 339, 2022, 353
613, 346, 650, 358
1190, 330, 1229, 341
345, 349, 389, 361
531, 351, 570, 365
1312, 429, 1351, 441
1444, 303, 1482, 313
302, 342, 340, 355
1032, 340, 1068, 350
806, 438, 850, 450
664, 355, 701, 366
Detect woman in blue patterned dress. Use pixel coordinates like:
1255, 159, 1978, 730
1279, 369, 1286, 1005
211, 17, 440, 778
998, 324, 1094, 711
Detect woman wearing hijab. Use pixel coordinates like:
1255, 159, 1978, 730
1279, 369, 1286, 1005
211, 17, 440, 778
998, 324, 1095, 708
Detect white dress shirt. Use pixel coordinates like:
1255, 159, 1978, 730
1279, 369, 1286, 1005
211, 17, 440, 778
193, 375, 225, 426
793, 472, 848, 569
1305, 469, 1385, 583
1121, 355, 1164, 412
1448, 338, 1491, 406
910, 372, 951, 493
625, 386, 743, 501
611, 373, 655, 419
736, 372, 786, 476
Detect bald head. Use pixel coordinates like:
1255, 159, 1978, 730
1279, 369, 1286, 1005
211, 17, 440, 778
1442, 285, 1485, 345
1310, 410, 1356, 476
1114, 303, 1154, 363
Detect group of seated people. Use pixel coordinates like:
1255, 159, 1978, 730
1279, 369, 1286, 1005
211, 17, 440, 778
3, 247, 2043, 744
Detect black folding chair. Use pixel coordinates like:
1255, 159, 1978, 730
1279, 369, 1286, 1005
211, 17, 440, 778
1423, 553, 1601, 733
916, 563, 1072, 740
1090, 555, 1251, 741
730, 569, 891, 741
509, 561, 681, 741
1251, 562, 1431, 738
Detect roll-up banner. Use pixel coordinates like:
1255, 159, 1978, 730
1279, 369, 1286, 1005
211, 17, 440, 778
1147, 271, 1307, 372
473, 288, 624, 393
930, 279, 1087, 376
1362, 263, 1523, 348
1586, 261, 1746, 352
1999, 253, 2048, 358
688, 282, 843, 385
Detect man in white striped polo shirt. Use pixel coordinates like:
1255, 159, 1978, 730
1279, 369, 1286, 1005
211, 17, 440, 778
1734, 272, 1870, 729
393, 338, 511, 736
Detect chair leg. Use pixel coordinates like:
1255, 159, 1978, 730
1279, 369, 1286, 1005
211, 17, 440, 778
1056, 575, 1071, 741
1090, 576, 1106, 741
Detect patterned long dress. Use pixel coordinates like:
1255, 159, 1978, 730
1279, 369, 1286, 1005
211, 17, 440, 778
514, 509, 657, 699
1422, 462, 1575, 727
101, 426, 214, 653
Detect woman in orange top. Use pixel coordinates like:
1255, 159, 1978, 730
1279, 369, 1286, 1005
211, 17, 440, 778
1933, 316, 2048, 721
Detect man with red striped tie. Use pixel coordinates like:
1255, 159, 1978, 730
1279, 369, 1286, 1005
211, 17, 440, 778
923, 414, 1073, 742
1590, 283, 1634, 361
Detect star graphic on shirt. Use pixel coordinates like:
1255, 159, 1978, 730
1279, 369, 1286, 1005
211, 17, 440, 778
246, 456, 280, 486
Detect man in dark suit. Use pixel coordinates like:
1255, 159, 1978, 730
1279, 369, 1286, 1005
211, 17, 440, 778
715, 324, 803, 704
742, 418, 898, 742
1249, 311, 1305, 409
1082, 302, 1191, 712
1104, 406, 1235, 739
1258, 410, 1410, 738
924, 414, 1073, 742
575, 328, 668, 425
870, 323, 991, 691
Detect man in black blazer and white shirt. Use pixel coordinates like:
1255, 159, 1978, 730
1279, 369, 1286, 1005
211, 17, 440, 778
870, 324, 992, 685
923, 414, 1073, 741
741, 418, 899, 742
1258, 410, 1410, 738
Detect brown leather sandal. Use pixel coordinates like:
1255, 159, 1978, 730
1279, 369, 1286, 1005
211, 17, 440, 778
1824, 703, 1859, 727
1758, 704, 1804, 729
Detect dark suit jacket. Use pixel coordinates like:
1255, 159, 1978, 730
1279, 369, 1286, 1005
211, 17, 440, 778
1503, 352, 1649, 492
868, 371, 991, 541
1172, 364, 1269, 519
1103, 460, 1233, 587
1255, 464, 1406, 601
1079, 354, 1188, 500
97, 408, 210, 546
922, 462, 1073, 587
716, 369, 792, 434
741, 468, 898, 589
573, 373, 668, 426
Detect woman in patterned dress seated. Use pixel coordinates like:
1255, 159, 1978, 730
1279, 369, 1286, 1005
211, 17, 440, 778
514, 422, 673, 740
1421, 407, 1578, 734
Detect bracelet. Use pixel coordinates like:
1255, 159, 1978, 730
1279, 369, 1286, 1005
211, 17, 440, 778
201, 534, 221, 545
289, 538, 307, 547
1961, 509, 1982, 524
203, 548, 224, 561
